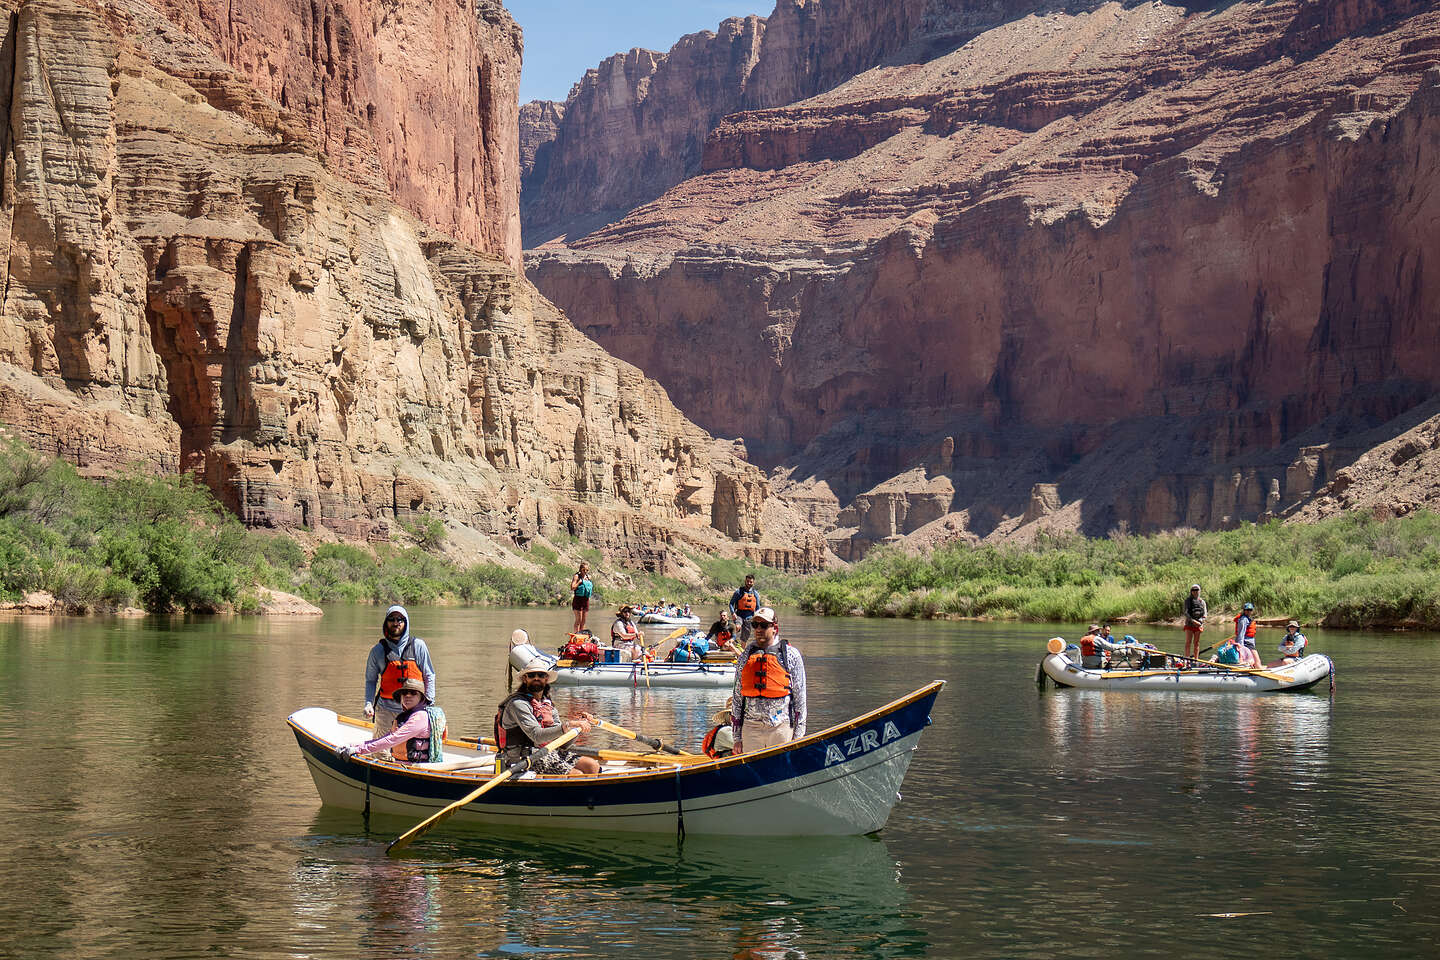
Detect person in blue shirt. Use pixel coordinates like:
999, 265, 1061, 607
1271, 621, 1308, 665
729, 573, 761, 647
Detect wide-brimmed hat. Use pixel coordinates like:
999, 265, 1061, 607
517, 655, 558, 685
710, 696, 734, 725
1286, 620, 1299, 629
510, 628, 529, 647
1190, 584, 1201, 591
1087, 623, 1100, 632
618, 604, 632, 614
751, 606, 778, 626
392, 676, 428, 702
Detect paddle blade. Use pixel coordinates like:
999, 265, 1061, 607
385, 727, 580, 854
387, 768, 515, 854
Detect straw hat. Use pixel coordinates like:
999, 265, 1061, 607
517, 655, 558, 685
710, 696, 734, 725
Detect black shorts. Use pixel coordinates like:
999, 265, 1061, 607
572, 596, 590, 611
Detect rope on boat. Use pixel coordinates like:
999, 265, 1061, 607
673, 764, 687, 846
1328, 656, 1336, 694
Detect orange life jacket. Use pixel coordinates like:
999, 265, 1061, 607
740, 641, 792, 698
1235, 615, 1257, 639
1079, 635, 1100, 657
378, 655, 425, 702
736, 591, 758, 614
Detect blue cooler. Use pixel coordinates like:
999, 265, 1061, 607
603, 648, 620, 664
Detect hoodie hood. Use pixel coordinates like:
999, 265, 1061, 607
382, 604, 411, 654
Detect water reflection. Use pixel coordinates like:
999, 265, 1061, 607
299, 814, 924, 958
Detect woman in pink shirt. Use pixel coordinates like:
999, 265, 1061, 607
339, 677, 446, 763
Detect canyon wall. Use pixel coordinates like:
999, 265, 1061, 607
528, 0, 1440, 556
519, 1, 1091, 243
0, 0, 824, 572
139, 0, 523, 267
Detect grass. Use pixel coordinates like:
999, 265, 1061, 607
0, 436, 802, 615
798, 512, 1440, 629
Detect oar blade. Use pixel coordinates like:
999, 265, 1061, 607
387, 769, 514, 854
385, 727, 580, 854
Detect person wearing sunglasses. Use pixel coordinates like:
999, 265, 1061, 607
494, 657, 601, 776
339, 677, 447, 763
363, 605, 437, 736
730, 607, 807, 756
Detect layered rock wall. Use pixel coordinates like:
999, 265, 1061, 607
529, 1, 1440, 552
139, 0, 523, 267
0, 0, 824, 571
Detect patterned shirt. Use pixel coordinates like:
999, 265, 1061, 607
731, 638, 807, 739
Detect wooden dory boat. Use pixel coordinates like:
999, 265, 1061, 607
1038, 642, 1334, 693
512, 640, 734, 688
287, 680, 945, 836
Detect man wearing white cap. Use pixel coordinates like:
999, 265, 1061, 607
495, 656, 601, 776
731, 607, 807, 755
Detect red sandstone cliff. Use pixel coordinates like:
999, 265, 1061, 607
0, 0, 824, 572
519, 1, 1111, 244
527, 0, 1440, 557
140, 0, 523, 268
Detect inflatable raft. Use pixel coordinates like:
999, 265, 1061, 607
511, 641, 734, 688
1038, 638, 1334, 693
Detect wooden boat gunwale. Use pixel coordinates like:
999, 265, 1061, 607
287, 681, 945, 835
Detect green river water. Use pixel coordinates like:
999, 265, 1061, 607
2, 605, 1438, 958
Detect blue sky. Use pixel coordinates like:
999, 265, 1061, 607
509, 1, 772, 103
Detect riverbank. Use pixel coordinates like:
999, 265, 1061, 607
799, 511, 1440, 630
0, 437, 801, 616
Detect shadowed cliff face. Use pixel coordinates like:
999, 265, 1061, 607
526, 0, 1440, 556
0, 0, 826, 572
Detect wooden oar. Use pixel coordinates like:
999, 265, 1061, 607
452, 736, 706, 767
594, 718, 693, 756
386, 727, 580, 855
1116, 644, 1290, 682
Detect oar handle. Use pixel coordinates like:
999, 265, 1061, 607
595, 718, 690, 756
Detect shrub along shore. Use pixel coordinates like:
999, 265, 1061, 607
0, 437, 800, 615
799, 511, 1440, 630
3, 436, 1439, 628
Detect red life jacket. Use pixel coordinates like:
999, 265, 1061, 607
702, 723, 734, 758
494, 693, 558, 752
740, 640, 792, 698
1080, 635, 1100, 658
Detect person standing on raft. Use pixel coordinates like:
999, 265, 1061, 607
1183, 584, 1207, 661
731, 607, 807, 755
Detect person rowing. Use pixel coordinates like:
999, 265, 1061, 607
495, 657, 601, 777
1269, 621, 1308, 666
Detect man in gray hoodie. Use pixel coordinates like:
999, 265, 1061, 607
363, 604, 437, 736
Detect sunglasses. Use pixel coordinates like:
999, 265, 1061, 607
523, 672, 549, 680
752, 621, 776, 629
385, 617, 405, 624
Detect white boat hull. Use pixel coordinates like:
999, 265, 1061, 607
552, 660, 733, 688
638, 613, 700, 625
288, 681, 945, 837
1040, 651, 1334, 693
